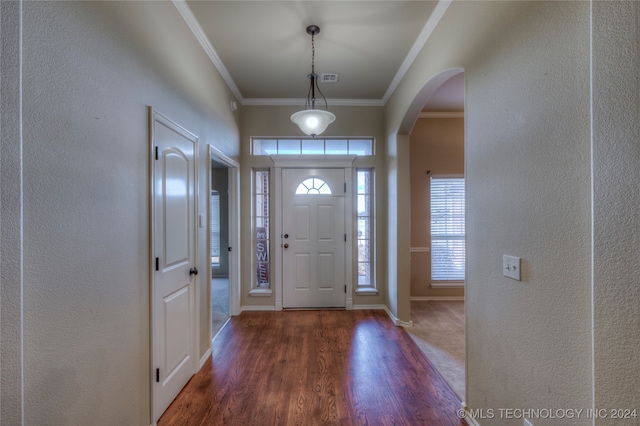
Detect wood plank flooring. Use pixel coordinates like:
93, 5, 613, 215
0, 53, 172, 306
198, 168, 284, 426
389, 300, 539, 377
158, 310, 467, 426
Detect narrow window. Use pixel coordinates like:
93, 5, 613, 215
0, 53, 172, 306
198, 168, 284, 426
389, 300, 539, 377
430, 177, 465, 283
210, 190, 220, 267
254, 170, 270, 289
356, 169, 374, 288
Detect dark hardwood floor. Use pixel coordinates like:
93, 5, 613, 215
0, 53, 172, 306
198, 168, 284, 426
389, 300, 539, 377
159, 310, 467, 426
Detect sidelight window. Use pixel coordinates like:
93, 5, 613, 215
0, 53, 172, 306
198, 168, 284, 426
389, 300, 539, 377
253, 169, 270, 289
356, 169, 374, 289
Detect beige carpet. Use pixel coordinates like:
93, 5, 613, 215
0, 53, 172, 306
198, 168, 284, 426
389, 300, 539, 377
212, 277, 229, 338
408, 300, 465, 400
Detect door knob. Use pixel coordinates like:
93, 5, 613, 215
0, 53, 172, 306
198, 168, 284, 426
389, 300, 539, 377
284, 244, 289, 249
189, 267, 198, 276
284, 234, 289, 239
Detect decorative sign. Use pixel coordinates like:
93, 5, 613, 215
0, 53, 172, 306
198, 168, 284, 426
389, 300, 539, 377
256, 227, 269, 287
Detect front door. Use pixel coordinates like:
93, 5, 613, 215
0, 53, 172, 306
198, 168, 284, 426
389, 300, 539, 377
282, 168, 346, 308
151, 112, 197, 422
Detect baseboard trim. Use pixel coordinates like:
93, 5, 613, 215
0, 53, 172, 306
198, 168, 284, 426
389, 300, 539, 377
198, 347, 212, 369
460, 402, 481, 426
352, 304, 413, 327
463, 412, 481, 426
240, 305, 276, 312
352, 304, 387, 310
411, 296, 464, 301
383, 306, 413, 328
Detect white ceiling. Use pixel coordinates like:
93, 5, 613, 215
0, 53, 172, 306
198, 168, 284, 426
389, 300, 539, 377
178, 0, 463, 110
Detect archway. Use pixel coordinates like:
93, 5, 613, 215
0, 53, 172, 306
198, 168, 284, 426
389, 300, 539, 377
397, 68, 467, 402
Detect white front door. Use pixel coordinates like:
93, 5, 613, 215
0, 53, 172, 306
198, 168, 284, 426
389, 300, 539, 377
151, 112, 197, 422
282, 168, 346, 308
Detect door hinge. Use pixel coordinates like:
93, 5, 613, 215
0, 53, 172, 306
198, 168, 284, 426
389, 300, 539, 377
155, 146, 159, 160
344, 182, 347, 193
345, 285, 347, 293
344, 234, 347, 242
156, 368, 160, 383
155, 257, 159, 271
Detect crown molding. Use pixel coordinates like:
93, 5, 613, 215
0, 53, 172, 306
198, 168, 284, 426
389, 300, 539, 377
242, 98, 385, 107
419, 111, 464, 118
174, 0, 451, 108
382, 0, 452, 104
172, 0, 244, 103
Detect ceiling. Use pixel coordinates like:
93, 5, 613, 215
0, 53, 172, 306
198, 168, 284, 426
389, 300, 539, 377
178, 0, 463, 110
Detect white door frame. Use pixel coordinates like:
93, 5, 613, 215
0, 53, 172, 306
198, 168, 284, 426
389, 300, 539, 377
272, 155, 356, 311
149, 108, 198, 423
207, 146, 241, 329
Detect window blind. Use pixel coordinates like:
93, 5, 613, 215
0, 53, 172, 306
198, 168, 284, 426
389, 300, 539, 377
211, 191, 220, 264
430, 177, 465, 281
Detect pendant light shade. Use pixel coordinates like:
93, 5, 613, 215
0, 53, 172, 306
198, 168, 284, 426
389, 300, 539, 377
290, 25, 334, 137
290, 109, 335, 137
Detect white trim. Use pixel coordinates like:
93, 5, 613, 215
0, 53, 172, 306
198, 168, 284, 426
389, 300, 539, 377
171, 0, 243, 104
249, 289, 272, 297
355, 288, 380, 296
382, 0, 453, 104
411, 296, 464, 301
198, 348, 212, 370
150, 108, 199, 423
419, 111, 464, 119
241, 305, 276, 312
275, 160, 355, 310
208, 146, 241, 318
270, 155, 357, 168
431, 281, 465, 288
352, 304, 387, 310
174, 0, 450, 108
382, 306, 414, 328
462, 409, 481, 426
410, 246, 430, 253
242, 98, 385, 107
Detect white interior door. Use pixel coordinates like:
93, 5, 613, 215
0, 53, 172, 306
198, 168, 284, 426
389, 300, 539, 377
152, 112, 197, 422
282, 168, 346, 308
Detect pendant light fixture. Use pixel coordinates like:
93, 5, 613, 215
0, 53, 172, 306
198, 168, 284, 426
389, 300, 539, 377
290, 25, 335, 137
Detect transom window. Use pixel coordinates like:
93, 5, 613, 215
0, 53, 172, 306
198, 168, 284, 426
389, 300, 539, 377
252, 138, 373, 156
295, 178, 332, 195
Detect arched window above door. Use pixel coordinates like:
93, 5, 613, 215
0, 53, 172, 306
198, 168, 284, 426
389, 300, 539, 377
295, 178, 332, 195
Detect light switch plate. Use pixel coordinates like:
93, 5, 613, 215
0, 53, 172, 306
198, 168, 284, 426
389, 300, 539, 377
503, 255, 521, 280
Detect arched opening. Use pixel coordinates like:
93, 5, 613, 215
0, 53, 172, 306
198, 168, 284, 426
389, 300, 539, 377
400, 69, 466, 401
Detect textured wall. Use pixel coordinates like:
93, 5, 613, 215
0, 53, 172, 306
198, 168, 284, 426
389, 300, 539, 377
410, 117, 465, 299
18, 2, 239, 424
387, 1, 594, 423
1, 1, 25, 424
592, 2, 640, 423
463, 2, 592, 421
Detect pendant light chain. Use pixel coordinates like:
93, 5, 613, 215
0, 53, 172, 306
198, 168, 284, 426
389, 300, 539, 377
290, 24, 335, 137
311, 32, 316, 76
